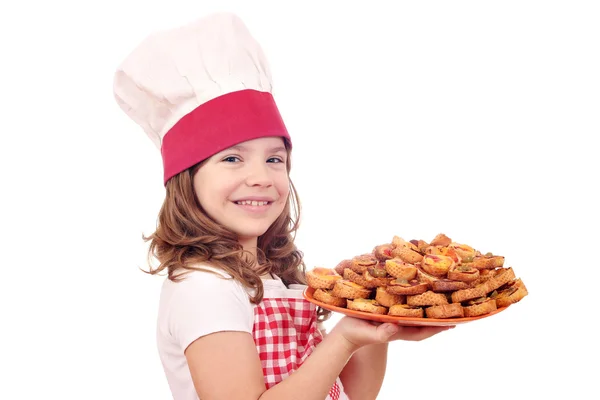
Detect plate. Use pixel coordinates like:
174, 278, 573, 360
303, 287, 509, 327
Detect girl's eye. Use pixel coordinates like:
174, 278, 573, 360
222, 156, 241, 163
267, 157, 284, 163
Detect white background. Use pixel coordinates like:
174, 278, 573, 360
1, 1, 598, 399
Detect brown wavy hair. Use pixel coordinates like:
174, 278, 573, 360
141, 145, 330, 321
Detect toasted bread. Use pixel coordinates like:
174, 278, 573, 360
334, 259, 353, 276
484, 267, 516, 292
313, 289, 346, 307
332, 280, 371, 299
492, 278, 528, 307
451, 284, 488, 303
448, 242, 477, 260
416, 267, 440, 287
384, 258, 417, 280
425, 245, 460, 263
386, 279, 429, 296
350, 254, 378, 274
421, 254, 455, 277
347, 298, 387, 315
407, 290, 449, 307
306, 267, 342, 290
312, 233, 527, 320
430, 233, 452, 247
410, 239, 430, 253
391, 245, 424, 264
388, 304, 424, 317
375, 286, 405, 307
431, 279, 470, 292
373, 244, 394, 261
463, 298, 497, 317
447, 264, 480, 283
425, 303, 464, 319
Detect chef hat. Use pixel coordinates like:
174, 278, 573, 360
113, 12, 291, 185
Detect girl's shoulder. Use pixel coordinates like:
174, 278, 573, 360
161, 264, 249, 301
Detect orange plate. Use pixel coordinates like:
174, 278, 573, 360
303, 287, 509, 327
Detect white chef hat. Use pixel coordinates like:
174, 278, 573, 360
113, 12, 291, 185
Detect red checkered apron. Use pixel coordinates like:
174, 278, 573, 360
253, 282, 348, 400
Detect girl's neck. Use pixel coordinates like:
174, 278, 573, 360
239, 236, 258, 259
239, 236, 274, 280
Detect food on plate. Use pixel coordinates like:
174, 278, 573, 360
349, 254, 378, 274
462, 297, 497, 317
313, 288, 347, 307
431, 279, 470, 292
384, 259, 417, 280
347, 298, 387, 315
447, 264, 480, 283
375, 286, 405, 307
421, 254, 455, 276
305, 267, 342, 290
331, 279, 371, 299
425, 303, 464, 319
385, 279, 429, 296
389, 304, 425, 317
306, 232, 528, 320
491, 278, 528, 307
406, 290, 449, 307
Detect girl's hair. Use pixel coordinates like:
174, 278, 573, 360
141, 145, 330, 322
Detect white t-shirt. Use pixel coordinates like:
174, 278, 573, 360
156, 266, 288, 400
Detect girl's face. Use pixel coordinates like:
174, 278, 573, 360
193, 137, 290, 248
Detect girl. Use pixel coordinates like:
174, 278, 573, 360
113, 12, 452, 400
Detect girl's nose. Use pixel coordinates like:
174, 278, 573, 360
245, 163, 273, 187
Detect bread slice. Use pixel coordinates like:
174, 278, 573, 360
470, 268, 499, 287
448, 242, 477, 259
375, 286, 405, 307
373, 244, 394, 261
407, 290, 449, 307
463, 298, 497, 317
430, 233, 452, 247
386, 280, 429, 295
466, 255, 505, 270
313, 288, 346, 307
421, 254, 455, 277
389, 304, 424, 317
492, 278, 528, 307
416, 267, 441, 287
343, 268, 374, 288
447, 264, 480, 283
334, 259, 353, 275
332, 280, 371, 299
484, 267, 516, 293
409, 239, 430, 253
425, 303, 464, 319
347, 298, 387, 315
391, 245, 424, 264
431, 279, 470, 292
451, 284, 488, 303
306, 267, 342, 289
350, 254, 378, 274
384, 258, 417, 280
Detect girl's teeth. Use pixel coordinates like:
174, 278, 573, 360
236, 200, 269, 206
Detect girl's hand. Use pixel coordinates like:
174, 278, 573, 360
330, 316, 454, 353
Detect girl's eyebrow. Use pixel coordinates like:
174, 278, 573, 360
225, 145, 286, 153
269, 146, 287, 154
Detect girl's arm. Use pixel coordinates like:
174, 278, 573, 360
320, 320, 389, 399
186, 317, 452, 400
322, 321, 455, 399
338, 343, 389, 399
185, 329, 354, 400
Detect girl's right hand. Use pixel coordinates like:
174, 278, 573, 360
330, 316, 455, 353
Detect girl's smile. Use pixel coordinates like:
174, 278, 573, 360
193, 136, 290, 245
